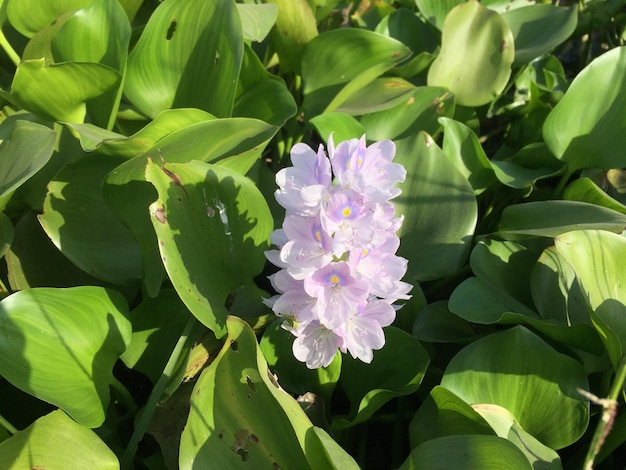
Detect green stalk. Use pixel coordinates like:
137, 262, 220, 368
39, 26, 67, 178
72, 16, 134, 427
581, 358, 626, 470
0, 29, 19, 67
120, 316, 200, 470
0, 413, 17, 434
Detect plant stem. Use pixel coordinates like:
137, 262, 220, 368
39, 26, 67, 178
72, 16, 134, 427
0, 29, 19, 67
0, 413, 17, 434
581, 358, 626, 470
120, 316, 200, 470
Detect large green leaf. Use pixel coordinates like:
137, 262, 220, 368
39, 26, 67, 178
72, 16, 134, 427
103, 118, 277, 297
50, 0, 131, 128
414, 0, 464, 30
441, 326, 589, 449
333, 327, 429, 429
395, 133, 477, 282
302, 28, 411, 117
0, 120, 56, 199
145, 159, 272, 336
0, 286, 131, 427
0, 211, 12, 258
8, 59, 120, 123
180, 316, 357, 469
309, 113, 365, 144
400, 435, 531, 470
236, 3, 278, 42
0, 410, 119, 469
39, 155, 142, 286
555, 230, 626, 369
497, 201, 626, 238
266, 0, 318, 74
427, 0, 514, 107
563, 177, 626, 215
543, 46, 626, 172
502, 4, 577, 65
360, 87, 454, 141
6, 0, 90, 37
124, 0, 243, 119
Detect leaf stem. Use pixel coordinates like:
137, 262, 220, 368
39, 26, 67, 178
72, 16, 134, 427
0, 28, 19, 67
581, 358, 626, 470
0, 413, 17, 434
120, 316, 200, 470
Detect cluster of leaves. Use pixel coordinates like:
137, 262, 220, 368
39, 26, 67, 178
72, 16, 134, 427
0, 0, 626, 468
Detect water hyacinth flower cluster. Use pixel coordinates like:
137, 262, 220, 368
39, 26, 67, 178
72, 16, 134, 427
265, 135, 412, 369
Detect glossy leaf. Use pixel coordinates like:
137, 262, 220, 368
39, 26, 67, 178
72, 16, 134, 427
39, 156, 143, 286
0, 410, 119, 469
441, 326, 589, 449
414, 0, 464, 30
427, 0, 514, 106
6, 0, 90, 37
237, 3, 278, 42
0, 286, 131, 427
555, 230, 626, 369
335, 77, 416, 115
266, 0, 318, 74
0, 120, 56, 199
124, 0, 243, 119
543, 46, 626, 171
502, 4, 577, 65
333, 327, 429, 429
302, 28, 411, 117
360, 87, 454, 141
497, 201, 626, 237
9, 59, 120, 123
180, 315, 354, 469
400, 435, 531, 470
563, 177, 626, 214
376, 7, 439, 54
309, 113, 366, 144
145, 159, 272, 336
395, 133, 477, 282
409, 386, 495, 448
66, 108, 215, 158
412, 301, 479, 343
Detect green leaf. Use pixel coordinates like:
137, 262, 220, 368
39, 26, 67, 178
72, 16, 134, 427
180, 316, 335, 469
145, 159, 272, 336
103, 118, 277, 297
502, 4, 577, 65
66, 108, 216, 157
120, 289, 192, 384
266, 0, 318, 74
427, 0, 514, 107
309, 113, 366, 144
9, 59, 120, 123
237, 3, 278, 42
555, 230, 626, 369
441, 326, 589, 449
0, 211, 12, 258
260, 319, 341, 405
376, 7, 439, 54
0, 410, 119, 469
400, 435, 531, 470
473, 404, 562, 469
50, 0, 131, 128
563, 177, 626, 215
334, 77, 417, 115
124, 0, 243, 119
0, 120, 56, 199
6, 0, 90, 37
302, 28, 411, 117
543, 46, 626, 172
39, 156, 142, 286
0, 286, 131, 427
412, 301, 479, 343
414, 0, 464, 30
233, 45, 297, 126
409, 386, 495, 448
497, 201, 626, 238
395, 133, 477, 281
360, 87, 454, 141
333, 327, 429, 429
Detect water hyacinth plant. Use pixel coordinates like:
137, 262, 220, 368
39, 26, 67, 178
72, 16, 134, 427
1, 0, 626, 469
266, 135, 411, 368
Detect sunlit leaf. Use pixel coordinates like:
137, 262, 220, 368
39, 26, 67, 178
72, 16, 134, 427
0, 286, 130, 427
237, 3, 278, 42
427, 0, 514, 106
6, 0, 89, 37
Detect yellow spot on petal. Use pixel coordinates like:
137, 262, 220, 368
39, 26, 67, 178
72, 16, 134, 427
342, 207, 352, 217
330, 274, 340, 284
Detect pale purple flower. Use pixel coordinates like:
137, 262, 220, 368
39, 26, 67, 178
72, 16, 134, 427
266, 134, 411, 368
